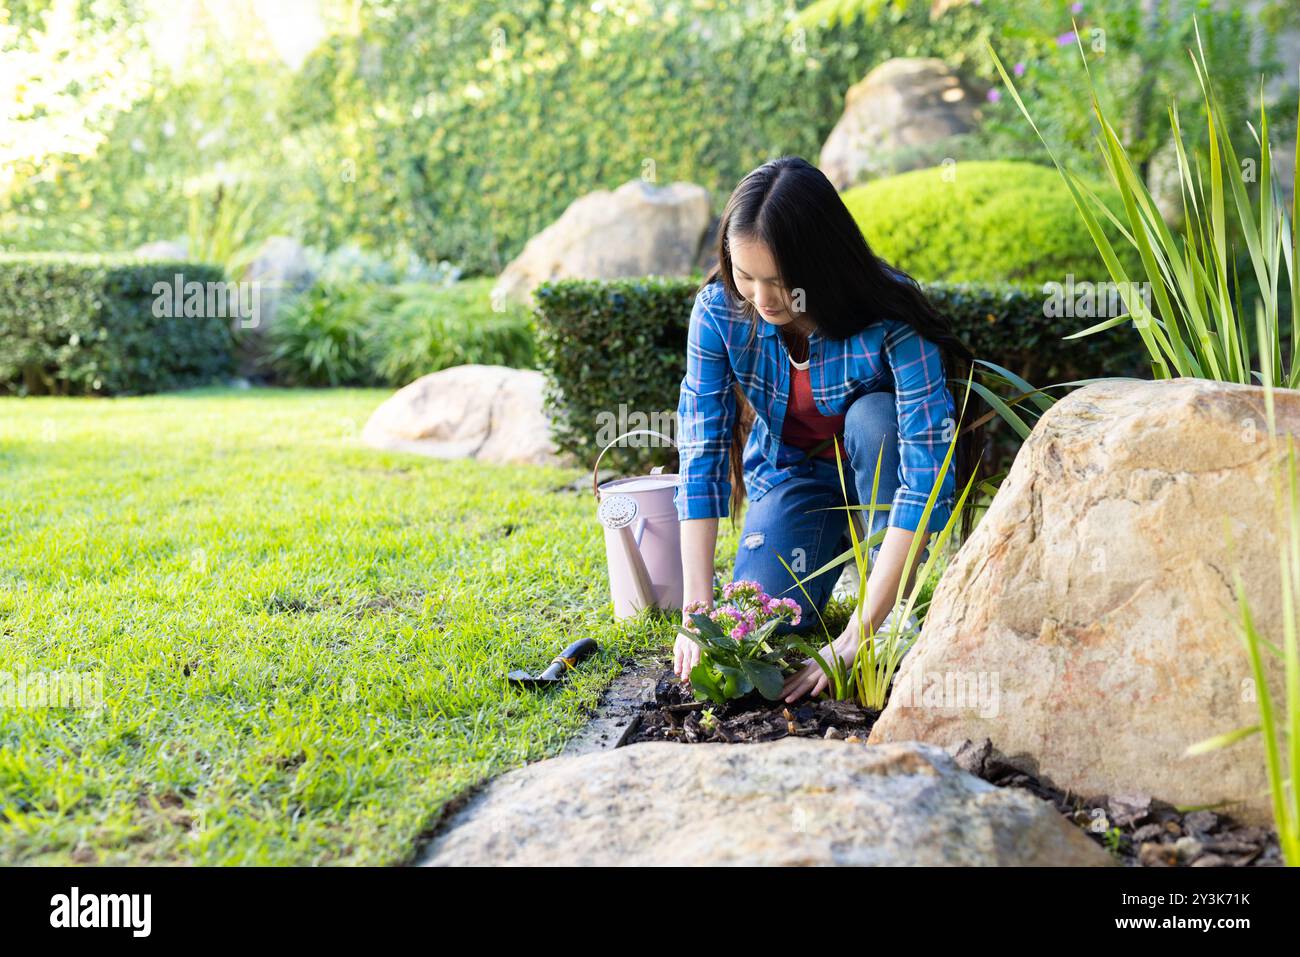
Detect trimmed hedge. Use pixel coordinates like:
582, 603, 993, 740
841, 161, 1146, 285
534, 275, 1148, 471
0, 254, 235, 396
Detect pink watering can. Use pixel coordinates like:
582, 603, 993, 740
593, 429, 684, 620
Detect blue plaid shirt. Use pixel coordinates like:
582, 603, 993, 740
674, 279, 957, 534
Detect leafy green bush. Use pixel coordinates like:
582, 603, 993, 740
2, 1, 901, 274
842, 161, 1145, 285
265, 277, 536, 387
533, 274, 1147, 470
0, 253, 235, 395
369, 283, 535, 386
534, 277, 695, 469
305, 243, 463, 287
265, 281, 389, 387
4, 1, 1280, 280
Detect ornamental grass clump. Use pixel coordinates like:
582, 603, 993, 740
677, 581, 803, 706
989, 19, 1300, 388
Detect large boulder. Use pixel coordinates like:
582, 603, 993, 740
819, 57, 979, 190
361, 364, 562, 466
240, 235, 316, 333
421, 738, 1113, 866
870, 377, 1297, 827
493, 179, 711, 307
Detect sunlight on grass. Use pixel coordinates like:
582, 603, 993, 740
0, 387, 678, 864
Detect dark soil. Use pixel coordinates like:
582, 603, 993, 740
623, 668, 878, 745
623, 667, 1283, 867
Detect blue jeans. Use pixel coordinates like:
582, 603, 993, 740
731, 390, 928, 634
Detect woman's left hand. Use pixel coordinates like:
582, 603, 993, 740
780, 628, 859, 704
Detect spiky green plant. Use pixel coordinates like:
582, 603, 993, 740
185, 180, 276, 278
988, 20, 1299, 387
847, 376, 981, 710
780, 373, 981, 710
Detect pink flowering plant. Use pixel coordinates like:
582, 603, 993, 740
676, 580, 803, 705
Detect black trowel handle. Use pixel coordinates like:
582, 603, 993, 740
539, 638, 599, 681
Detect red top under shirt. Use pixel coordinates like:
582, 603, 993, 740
782, 353, 845, 461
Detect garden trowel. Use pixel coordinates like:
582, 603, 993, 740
507, 637, 599, 689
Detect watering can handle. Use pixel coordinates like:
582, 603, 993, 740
591, 429, 677, 498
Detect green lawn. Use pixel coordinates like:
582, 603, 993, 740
0, 387, 707, 865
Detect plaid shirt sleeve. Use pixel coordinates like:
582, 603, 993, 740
883, 321, 957, 535
674, 289, 737, 521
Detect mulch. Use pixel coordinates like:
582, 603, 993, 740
623, 668, 877, 746
623, 667, 1283, 867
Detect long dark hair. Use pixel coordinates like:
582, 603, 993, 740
697, 155, 986, 541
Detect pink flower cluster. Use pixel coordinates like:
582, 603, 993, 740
684, 580, 801, 641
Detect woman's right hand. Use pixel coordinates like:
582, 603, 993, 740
675, 598, 710, 682
677, 517, 719, 683
673, 629, 703, 682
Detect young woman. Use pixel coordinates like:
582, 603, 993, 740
671, 155, 983, 703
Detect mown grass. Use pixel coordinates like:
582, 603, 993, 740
0, 387, 712, 865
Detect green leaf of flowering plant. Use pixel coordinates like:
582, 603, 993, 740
688, 611, 726, 640
715, 664, 752, 697
709, 632, 740, 653
688, 663, 727, 706
675, 622, 736, 659
750, 617, 784, 647
741, 659, 785, 700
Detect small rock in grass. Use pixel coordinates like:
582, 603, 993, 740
1191, 854, 1229, 867
1182, 810, 1218, 836
845, 735, 862, 744
824, 727, 843, 740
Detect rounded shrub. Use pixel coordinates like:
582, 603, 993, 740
841, 160, 1144, 285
